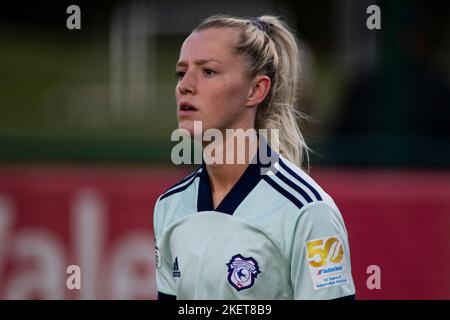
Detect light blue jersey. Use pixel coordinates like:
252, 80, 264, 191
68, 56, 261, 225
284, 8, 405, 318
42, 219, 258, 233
153, 143, 355, 300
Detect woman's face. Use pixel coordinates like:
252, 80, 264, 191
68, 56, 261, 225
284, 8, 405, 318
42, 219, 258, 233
175, 27, 255, 136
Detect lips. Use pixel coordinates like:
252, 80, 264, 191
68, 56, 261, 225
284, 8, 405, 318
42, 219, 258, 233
179, 102, 198, 111
178, 102, 198, 116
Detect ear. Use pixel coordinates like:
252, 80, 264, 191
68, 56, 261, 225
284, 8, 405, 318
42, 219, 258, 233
246, 75, 271, 107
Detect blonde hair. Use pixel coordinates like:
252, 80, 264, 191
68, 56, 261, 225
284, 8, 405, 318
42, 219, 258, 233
194, 14, 310, 169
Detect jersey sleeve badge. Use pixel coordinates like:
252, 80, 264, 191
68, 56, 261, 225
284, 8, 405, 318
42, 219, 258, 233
155, 246, 161, 269
305, 235, 350, 290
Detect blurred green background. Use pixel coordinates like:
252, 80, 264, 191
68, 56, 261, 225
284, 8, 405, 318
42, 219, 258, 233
0, 0, 449, 167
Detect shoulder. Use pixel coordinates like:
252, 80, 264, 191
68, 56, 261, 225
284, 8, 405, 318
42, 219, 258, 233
157, 166, 203, 202
261, 155, 336, 212
153, 166, 203, 239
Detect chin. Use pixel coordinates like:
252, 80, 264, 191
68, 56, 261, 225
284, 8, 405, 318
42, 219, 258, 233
177, 120, 196, 137
177, 118, 218, 138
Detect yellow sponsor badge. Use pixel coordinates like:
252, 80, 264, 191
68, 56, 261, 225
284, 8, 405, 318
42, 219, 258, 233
305, 235, 349, 290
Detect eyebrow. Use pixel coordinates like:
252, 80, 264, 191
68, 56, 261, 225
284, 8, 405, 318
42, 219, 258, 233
176, 59, 223, 68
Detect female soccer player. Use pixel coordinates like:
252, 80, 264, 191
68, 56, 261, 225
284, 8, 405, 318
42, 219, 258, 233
153, 15, 355, 300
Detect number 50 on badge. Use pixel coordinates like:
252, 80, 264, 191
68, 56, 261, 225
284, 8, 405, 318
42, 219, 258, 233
305, 235, 349, 290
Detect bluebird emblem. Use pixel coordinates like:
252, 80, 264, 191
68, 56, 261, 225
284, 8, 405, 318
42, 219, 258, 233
226, 254, 261, 291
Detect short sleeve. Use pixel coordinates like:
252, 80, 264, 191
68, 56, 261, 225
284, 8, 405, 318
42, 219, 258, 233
154, 243, 176, 296
290, 201, 356, 299
153, 198, 176, 296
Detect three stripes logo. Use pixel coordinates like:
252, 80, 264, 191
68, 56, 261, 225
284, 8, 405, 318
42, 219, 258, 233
173, 257, 181, 278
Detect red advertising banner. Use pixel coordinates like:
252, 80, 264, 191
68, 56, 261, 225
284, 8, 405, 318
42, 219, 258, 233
0, 165, 449, 299
0, 166, 185, 300
314, 169, 450, 299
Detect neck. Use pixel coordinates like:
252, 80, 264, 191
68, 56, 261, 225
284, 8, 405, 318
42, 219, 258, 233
206, 162, 248, 193
203, 135, 259, 204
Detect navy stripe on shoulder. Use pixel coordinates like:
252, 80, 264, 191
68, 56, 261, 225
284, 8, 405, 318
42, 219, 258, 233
166, 167, 201, 191
279, 158, 322, 201
275, 170, 314, 203
159, 168, 202, 201
262, 175, 305, 210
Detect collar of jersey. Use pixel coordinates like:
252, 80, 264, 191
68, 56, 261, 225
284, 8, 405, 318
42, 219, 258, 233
197, 138, 278, 215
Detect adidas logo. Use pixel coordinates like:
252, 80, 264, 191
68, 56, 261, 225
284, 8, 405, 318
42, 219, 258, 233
173, 257, 181, 278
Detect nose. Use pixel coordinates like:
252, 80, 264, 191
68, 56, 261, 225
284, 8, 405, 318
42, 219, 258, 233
177, 70, 196, 95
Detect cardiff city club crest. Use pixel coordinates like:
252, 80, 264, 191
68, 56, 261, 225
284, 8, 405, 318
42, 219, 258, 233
226, 254, 261, 291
